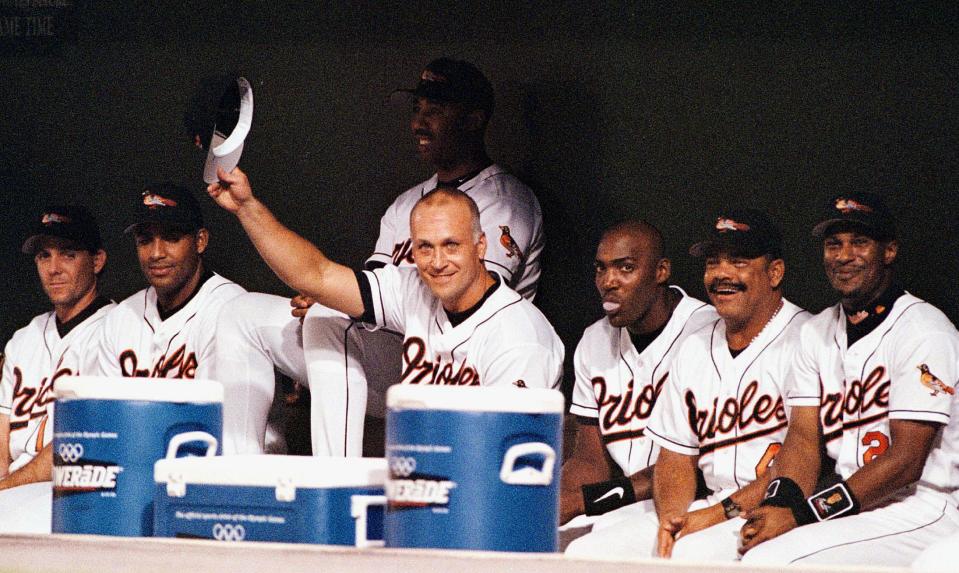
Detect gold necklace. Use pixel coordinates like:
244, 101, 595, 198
748, 298, 785, 348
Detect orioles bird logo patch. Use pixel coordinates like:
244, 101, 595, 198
918, 364, 955, 397
41, 213, 70, 225
499, 226, 525, 260
835, 198, 873, 214
142, 193, 177, 209
715, 218, 750, 233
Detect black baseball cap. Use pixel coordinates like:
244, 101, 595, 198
811, 192, 896, 241
22, 205, 103, 255
689, 208, 784, 259
124, 182, 204, 234
394, 58, 495, 116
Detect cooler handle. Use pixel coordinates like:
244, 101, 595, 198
500, 442, 556, 486
165, 431, 219, 459
350, 495, 386, 548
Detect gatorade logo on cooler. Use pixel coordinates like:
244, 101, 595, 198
53, 443, 123, 494
386, 455, 457, 509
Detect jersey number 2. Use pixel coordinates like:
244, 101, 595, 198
861, 431, 889, 464
755, 443, 782, 478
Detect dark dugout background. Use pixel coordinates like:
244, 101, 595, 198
2, 3, 958, 393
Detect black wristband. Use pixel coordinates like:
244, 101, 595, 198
582, 477, 637, 516
760, 477, 816, 526
806, 480, 860, 522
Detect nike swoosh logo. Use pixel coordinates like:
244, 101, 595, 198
594, 487, 625, 504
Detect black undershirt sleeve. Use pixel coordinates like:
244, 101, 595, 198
364, 260, 387, 271
354, 270, 377, 324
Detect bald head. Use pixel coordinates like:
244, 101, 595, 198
601, 220, 665, 263
411, 186, 483, 241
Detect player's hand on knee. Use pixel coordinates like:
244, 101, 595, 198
290, 294, 316, 320
656, 514, 686, 558
207, 166, 254, 213
738, 505, 796, 555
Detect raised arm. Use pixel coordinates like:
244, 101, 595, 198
207, 167, 363, 317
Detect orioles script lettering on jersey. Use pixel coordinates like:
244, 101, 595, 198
842, 366, 890, 420
391, 239, 415, 265
401, 337, 480, 386
10, 365, 66, 430
594, 373, 668, 440
686, 380, 786, 444
119, 345, 198, 379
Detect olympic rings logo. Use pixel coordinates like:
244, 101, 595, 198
389, 456, 416, 477
212, 523, 246, 542
58, 443, 84, 463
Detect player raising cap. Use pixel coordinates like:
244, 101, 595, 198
559, 220, 716, 535
740, 193, 959, 567
0, 205, 114, 533
208, 169, 562, 403
567, 208, 809, 561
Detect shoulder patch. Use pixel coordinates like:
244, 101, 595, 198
918, 364, 955, 397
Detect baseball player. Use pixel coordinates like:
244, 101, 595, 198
740, 193, 959, 567
566, 208, 809, 561
213, 58, 545, 456
0, 206, 113, 533
560, 220, 717, 531
94, 183, 246, 383
208, 172, 562, 401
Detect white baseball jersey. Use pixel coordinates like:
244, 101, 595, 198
95, 273, 245, 380
569, 288, 717, 476
787, 293, 959, 504
646, 300, 809, 495
367, 164, 544, 300
361, 265, 563, 389
1, 300, 113, 471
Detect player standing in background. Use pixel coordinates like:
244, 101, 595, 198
0, 206, 113, 532
208, 172, 562, 395
94, 183, 245, 382
740, 194, 959, 567
560, 220, 716, 530
567, 208, 809, 561
214, 58, 544, 456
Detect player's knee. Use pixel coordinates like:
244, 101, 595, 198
740, 536, 795, 566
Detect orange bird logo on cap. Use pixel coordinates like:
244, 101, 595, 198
918, 364, 955, 397
41, 213, 70, 225
835, 198, 873, 214
142, 193, 177, 209
499, 226, 525, 260
715, 218, 750, 233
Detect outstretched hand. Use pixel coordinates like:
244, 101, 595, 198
207, 166, 255, 214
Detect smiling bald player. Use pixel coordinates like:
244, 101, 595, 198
560, 220, 715, 531
208, 169, 562, 396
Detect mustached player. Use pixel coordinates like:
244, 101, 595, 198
213, 58, 544, 456
567, 209, 809, 561
94, 183, 245, 383
560, 220, 716, 532
0, 206, 113, 533
740, 194, 959, 567
208, 170, 562, 402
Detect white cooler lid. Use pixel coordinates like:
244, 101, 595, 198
56, 376, 223, 403
154, 455, 386, 488
386, 385, 564, 414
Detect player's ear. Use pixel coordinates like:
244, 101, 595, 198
195, 228, 210, 255
882, 240, 898, 266
463, 109, 487, 132
476, 231, 487, 260
655, 257, 671, 285
92, 249, 107, 275
767, 257, 785, 289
